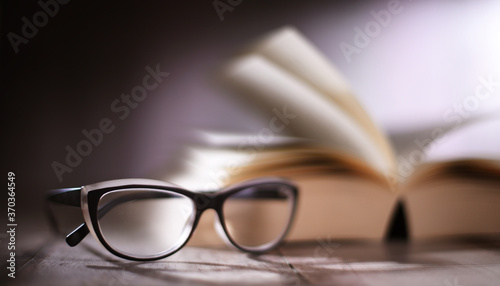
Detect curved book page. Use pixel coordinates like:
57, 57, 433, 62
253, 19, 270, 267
247, 26, 395, 173
221, 55, 392, 175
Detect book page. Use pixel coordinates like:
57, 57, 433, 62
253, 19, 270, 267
249, 27, 395, 168
162, 147, 254, 191
424, 115, 500, 163
221, 55, 392, 175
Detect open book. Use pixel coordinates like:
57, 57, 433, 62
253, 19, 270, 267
162, 27, 500, 245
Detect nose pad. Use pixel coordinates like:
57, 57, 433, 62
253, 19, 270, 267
214, 214, 237, 250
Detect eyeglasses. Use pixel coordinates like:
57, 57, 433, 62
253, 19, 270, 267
46, 177, 298, 261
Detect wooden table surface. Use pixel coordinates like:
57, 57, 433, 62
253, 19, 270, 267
4, 236, 500, 286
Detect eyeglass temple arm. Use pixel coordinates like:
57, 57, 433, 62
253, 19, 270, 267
47, 187, 82, 206
46, 188, 90, 247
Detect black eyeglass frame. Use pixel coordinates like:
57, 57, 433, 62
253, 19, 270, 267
47, 177, 298, 261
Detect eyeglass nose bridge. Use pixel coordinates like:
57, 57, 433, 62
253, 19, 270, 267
192, 192, 220, 212
190, 192, 235, 250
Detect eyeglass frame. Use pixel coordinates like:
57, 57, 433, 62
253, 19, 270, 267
46, 177, 298, 261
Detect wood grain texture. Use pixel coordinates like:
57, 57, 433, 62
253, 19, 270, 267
5, 237, 500, 286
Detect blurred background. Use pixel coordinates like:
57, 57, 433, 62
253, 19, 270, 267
2, 0, 500, 253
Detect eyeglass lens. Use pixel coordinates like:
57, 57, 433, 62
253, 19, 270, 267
97, 189, 195, 259
223, 184, 295, 249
